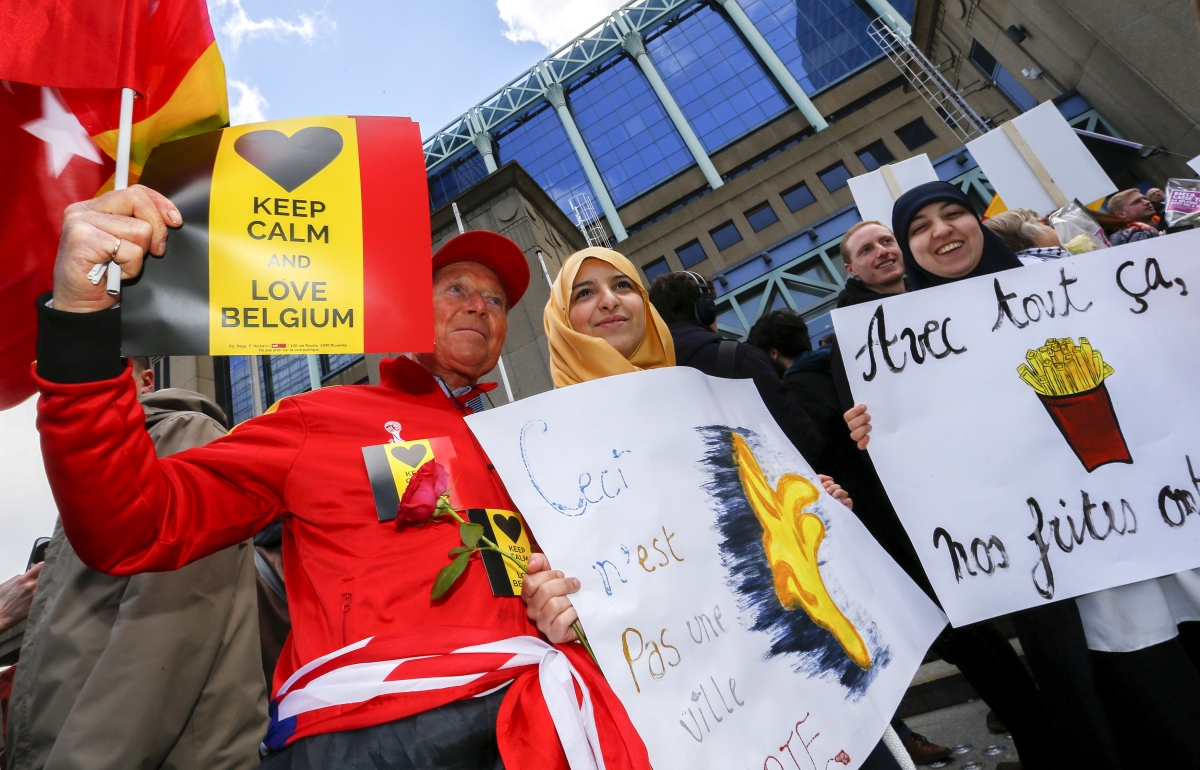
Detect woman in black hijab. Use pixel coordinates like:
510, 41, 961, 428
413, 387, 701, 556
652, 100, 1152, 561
849, 181, 1200, 770
892, 181, 1022, 290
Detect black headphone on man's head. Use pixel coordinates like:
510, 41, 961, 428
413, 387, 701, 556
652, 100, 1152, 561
681, 270, 717, 327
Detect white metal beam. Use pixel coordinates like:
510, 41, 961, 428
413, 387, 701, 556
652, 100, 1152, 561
614, 11, 723, 190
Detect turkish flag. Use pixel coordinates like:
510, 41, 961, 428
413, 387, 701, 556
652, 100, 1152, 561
0, 84, 113, 408
0, 0, 148, 91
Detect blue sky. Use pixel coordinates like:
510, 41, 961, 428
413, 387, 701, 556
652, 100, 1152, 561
207, 0, 626, 135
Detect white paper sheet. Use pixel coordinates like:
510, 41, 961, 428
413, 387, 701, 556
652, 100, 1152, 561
466, 368, 946, 770
832, 229, 1200, 625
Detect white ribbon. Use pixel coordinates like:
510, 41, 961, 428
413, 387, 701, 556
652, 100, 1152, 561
274, 635, 606, 770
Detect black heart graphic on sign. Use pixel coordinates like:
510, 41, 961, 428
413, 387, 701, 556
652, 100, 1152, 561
389, 444, 427, 468
493, 513, 523, 544
233, 127, 344, 192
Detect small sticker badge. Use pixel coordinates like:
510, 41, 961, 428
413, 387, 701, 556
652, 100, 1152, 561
362, 436, 458, 521
467, 509, 533, 596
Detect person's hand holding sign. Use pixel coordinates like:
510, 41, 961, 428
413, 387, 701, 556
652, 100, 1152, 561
521, 553, 582, 644
844, 403, 872, 450
53, 185, 181, 313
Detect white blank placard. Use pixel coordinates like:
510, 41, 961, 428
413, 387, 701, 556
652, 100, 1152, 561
967, 101, 1116, 215
848, 154, 940, 227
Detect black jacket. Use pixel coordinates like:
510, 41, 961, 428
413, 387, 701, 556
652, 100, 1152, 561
823, 279, 936, 597
668, 321, 824, 466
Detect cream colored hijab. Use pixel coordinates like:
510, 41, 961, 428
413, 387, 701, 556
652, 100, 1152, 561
544, 248, 675, 388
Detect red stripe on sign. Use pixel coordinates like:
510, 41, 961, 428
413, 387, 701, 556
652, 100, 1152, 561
354, 117, 434, 353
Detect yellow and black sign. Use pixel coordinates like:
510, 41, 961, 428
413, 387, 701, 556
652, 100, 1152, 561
124, 115, 433, 356
467, 509, 533, 596
362, 437, 458, 522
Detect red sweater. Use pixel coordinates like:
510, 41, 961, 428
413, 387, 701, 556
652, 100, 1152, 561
34, 300, 648, 767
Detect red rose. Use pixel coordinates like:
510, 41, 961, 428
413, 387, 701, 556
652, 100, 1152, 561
396, 461, 450, 527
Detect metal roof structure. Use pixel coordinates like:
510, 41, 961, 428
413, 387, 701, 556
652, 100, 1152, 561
422, 0, 697, 172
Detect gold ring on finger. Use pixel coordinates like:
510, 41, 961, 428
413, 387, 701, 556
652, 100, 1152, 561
111, 239, 121, 259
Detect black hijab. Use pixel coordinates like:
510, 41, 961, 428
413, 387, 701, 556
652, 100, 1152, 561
892, 181, 1022, 291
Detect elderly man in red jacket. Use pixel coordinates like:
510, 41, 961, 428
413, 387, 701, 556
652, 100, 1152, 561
34, 185, 648, 770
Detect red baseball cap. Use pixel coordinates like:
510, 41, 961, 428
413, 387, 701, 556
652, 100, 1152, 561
431, 231, 530, 308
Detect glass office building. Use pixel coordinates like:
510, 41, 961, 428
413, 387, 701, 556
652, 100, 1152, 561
427, 0, 916, 216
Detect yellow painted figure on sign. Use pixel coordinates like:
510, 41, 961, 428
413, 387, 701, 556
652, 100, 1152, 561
732, 433, 871, 670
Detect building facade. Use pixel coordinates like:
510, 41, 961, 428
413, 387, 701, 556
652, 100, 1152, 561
191, 0, 1197, 416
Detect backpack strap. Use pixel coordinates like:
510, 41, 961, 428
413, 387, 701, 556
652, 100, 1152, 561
716, 339, 738, 378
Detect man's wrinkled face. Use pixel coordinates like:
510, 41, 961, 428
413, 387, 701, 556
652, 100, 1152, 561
425, 261, 508, 383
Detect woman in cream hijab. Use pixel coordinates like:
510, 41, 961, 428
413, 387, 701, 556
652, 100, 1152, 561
522, 247, 673, 645
543, 247, 674, 387
523, 247, 850, 647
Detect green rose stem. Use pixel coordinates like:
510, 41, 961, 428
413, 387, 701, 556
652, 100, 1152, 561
431, 497, 598, 666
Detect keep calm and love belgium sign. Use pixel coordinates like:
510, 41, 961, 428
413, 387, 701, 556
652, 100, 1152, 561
122, 116, 433, 356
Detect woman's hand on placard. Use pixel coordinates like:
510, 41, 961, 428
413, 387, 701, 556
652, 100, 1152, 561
53, 185, 181, 313
819, 475, 853, 510
844, 403, 873, 450
521, 553, 581, 644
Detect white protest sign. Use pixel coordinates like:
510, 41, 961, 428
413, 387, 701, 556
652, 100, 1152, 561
967, 101, 1116, 215
848, 154, 940, 226
1188, 154, 1200, 176
466, 368, 946, 770
831, 230, 1200, 626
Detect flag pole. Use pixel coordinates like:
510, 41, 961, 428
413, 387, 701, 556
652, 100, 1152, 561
452, 202, 514, 404
105, 87, 136, 295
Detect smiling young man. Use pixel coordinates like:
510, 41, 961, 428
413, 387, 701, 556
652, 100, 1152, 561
839, 220, 906, 301
32, 186, 649, 770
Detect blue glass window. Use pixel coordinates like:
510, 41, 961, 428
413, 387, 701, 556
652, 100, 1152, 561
737, 0, 912, 94
676, 239, 708, 268
895, 117, 937, 150
745, 201, 780, 231
643, 257, 671, 283
568, 55, 694, 206
227, 356, 256, 425
818, 161, 851, 192
710, 220, 743, 250
264, 355, 311, 404
856, 139, 895, 171
427, 148, 488, 211
781, 181, 816, 211
322, 354, 363, 378
495, 103, 597, 216
644, 3, 788, 153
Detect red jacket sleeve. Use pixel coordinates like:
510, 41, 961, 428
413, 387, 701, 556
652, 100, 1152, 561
36, 367, 305, 576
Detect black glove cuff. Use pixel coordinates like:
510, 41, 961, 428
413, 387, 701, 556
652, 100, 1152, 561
35, 292, 125, 383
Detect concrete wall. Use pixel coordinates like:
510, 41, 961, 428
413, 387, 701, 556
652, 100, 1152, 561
920, 0, 1200, 182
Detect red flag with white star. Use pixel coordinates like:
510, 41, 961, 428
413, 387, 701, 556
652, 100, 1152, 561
0, 84, 114, 408
0, 0, 226, 409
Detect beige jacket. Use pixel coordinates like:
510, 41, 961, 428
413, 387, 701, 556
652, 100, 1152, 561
5, 388, 267, 770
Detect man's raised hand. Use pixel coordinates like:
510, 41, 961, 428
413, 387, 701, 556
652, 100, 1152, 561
52, 185, 181, 313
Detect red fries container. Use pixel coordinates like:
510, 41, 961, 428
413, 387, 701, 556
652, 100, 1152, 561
1038, 382, 1132, 472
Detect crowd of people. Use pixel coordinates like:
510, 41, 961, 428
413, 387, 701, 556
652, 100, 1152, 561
0, 178, 1195, 770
